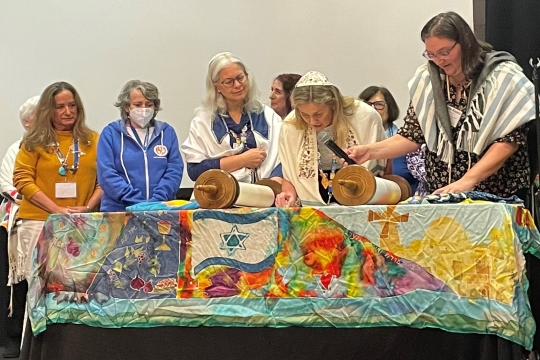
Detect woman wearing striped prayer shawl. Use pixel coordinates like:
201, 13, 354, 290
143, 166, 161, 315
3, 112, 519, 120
343, 11, 535, 198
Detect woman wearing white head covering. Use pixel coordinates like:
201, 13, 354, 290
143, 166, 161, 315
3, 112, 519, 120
275, 71, 387, 207
181, 52, 283, 184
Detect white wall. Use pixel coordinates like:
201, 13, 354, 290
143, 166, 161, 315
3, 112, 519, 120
0, 0, 473, 187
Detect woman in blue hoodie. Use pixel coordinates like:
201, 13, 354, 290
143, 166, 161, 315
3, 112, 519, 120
98, 80, 183, 211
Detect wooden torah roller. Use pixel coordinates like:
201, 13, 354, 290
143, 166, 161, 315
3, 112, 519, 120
332, 165, 412, 206
193, 169, 282, 209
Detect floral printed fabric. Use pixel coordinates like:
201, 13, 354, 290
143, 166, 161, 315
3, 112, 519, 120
400, 191, 524, 204
406, 145, 428, 196
398, 83, 529, 197
299, 128, 359, 178
298, 129, 317, 179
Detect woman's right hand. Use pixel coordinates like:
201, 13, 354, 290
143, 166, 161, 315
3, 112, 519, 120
344, 145, 371, 165
241, 148, 267, 169
275, 191, 297, 207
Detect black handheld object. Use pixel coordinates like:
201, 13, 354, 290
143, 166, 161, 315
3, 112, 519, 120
318, 132, 356, 165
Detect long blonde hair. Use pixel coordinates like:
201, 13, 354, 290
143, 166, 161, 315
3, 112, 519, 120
23, 82, 94, 151
290, 85, 358, 147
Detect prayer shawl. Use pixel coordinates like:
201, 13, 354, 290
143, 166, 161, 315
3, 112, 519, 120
408, 51, 535, 165
0, 193, 22, 285
181, 104, 281, 183
0, 139, 24, 285
280, 100, 387, 206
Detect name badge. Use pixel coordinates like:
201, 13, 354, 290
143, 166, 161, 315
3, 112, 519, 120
55, 182, 77, 198
447, 105, 462, 127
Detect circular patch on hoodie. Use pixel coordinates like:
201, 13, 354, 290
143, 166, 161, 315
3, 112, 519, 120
154, 145, 168, 157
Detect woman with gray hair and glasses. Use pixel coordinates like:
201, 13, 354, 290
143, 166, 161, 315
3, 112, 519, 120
97, 80, 183, 211
181, 52, 283, 184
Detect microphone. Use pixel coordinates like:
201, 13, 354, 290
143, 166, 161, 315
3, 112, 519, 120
318, 132, 356, 165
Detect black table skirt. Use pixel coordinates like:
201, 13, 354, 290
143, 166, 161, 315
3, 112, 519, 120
20, 322, 526, 360
0, 227, 8, 346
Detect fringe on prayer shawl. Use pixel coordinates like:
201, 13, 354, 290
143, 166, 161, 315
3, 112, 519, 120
7, 220, 26, 287
456, 69, 497, 153
8, 252, 26, 286
7, 229, 26, 317
437, 131, 454, 167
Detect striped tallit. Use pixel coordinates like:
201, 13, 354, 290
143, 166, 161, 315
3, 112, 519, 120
408, 59, 535, 165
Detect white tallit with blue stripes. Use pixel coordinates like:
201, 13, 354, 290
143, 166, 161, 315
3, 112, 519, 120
408, 52, 535, 165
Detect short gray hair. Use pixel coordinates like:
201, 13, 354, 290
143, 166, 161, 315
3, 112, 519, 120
200, 52, 262, 115
114, 80, 162, 121
19, 95, 40, 124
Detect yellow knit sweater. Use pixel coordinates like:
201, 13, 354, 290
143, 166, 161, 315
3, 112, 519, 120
14, 130, 100, 221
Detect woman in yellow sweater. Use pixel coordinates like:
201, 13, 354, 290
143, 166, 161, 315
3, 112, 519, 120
13, 82, 102, 280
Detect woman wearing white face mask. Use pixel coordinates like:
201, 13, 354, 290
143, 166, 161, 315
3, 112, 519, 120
97, 80, 184, 211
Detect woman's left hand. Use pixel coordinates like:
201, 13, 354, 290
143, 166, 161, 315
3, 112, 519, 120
66, 205, 90, 213
433, 177, 476, 194
275, 191, 296, 207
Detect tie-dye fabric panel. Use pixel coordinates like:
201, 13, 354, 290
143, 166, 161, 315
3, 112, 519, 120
27, 203, 540, 349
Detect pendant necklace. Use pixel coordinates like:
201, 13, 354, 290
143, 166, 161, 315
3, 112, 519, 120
230, 125, 248, 147
54, 139, 83, 176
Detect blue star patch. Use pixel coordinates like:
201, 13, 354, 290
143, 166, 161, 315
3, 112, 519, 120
220, 225, 250, 256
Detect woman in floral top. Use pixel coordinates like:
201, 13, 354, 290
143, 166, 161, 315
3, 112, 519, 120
345, 11, 535, 198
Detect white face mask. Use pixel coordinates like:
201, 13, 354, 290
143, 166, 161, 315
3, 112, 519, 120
129, 108, 154, 128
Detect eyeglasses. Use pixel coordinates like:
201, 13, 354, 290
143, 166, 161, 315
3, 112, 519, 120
422, 42, 458, 60
365, 101, 386, 110
221, 73, 248, 87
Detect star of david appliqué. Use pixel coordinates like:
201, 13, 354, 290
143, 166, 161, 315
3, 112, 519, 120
220, 225, 250, 256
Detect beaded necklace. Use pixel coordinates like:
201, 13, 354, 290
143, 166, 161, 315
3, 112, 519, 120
53, 139, 84, 176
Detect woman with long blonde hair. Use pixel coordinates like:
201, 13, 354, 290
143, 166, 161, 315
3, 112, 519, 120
275, 71, 387, 206
13, 82, 102, 281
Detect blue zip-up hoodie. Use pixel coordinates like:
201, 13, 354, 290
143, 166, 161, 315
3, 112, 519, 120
97, 119, 183, 212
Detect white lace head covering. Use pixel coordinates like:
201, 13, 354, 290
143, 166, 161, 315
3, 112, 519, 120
295, 71, 333, 87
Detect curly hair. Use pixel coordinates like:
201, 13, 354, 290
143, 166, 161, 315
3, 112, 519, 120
114, 80, 162, 121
